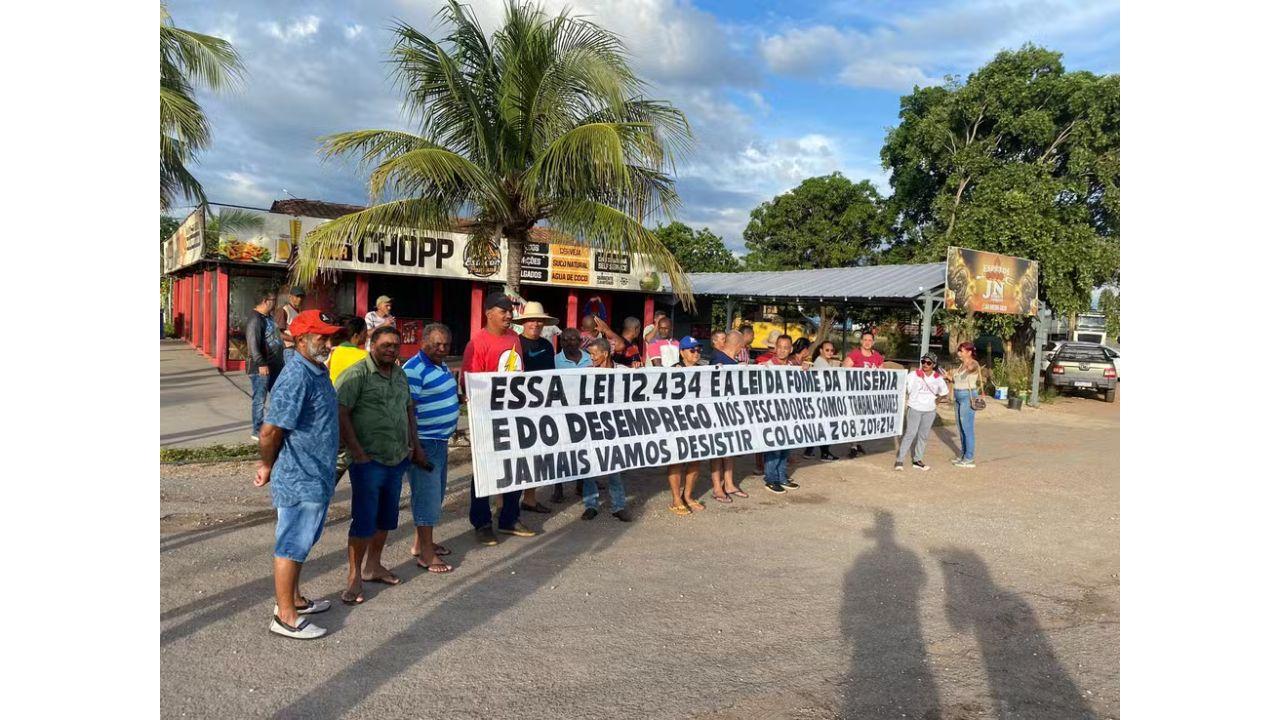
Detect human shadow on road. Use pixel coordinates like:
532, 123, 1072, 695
839, 510, 941, 720
935, 548, 1097, 720
270, 478, 666, 719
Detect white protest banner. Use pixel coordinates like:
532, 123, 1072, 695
465, 365, 906, 497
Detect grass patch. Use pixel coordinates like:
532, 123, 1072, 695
161, 443, 259, 464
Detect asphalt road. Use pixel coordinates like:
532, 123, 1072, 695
160, 394, 1119, 719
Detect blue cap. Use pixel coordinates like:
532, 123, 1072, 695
679, 336, 701, 351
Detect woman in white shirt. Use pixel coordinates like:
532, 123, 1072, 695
895, 353, 949, 471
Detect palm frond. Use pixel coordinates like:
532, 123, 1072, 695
550, 199, 692, 307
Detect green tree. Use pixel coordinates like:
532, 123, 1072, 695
160, 3, 244, 211
296, 0, 693, 303
1098, 288, 1119, 343
653, 222, 740, 273
742, 173, 890, 271
880, 45, 1119, 355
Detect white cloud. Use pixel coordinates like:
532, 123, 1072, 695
760, 0, 1119, 90
344, 24, 364, 40
259, 15, 321, 43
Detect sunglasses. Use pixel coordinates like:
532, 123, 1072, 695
921, 360, 935, 365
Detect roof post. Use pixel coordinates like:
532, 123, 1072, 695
918, 288, 934, 359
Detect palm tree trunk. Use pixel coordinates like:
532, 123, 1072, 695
505, 230, 526, 299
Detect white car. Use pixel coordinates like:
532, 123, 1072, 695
1042, 341, 1120, 380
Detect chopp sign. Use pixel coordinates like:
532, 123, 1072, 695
321, 228, 503, 280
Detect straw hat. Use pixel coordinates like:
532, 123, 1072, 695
513, 301, 559, 325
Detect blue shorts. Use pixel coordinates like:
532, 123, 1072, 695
408, 439, 449, 527
349, 458, 408, 538
274, 500, 330, 563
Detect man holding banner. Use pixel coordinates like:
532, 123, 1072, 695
580, 338, 632, 522
667, 336, 707, 515
461, 293, 533, 545
758, 335, 800, 494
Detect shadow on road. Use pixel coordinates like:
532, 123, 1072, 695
270, 479, 665, 719
935, 548, 1097, 720
840, 510, 941, 719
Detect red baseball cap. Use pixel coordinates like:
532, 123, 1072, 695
290, 309, 342, 337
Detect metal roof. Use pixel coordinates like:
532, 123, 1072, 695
672, 262, 946, 303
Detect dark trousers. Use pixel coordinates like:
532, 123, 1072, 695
470, 481, 521, 530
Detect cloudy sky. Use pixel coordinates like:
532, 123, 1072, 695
170, 0, 1119, 253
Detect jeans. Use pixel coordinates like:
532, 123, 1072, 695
954, 389, 977, 461
763, 449, 788, 485
250, 366, 282, 435
348, 458, 408, 538
582, 473, 626, 511
408, 439, 449, 526
274, 500, 330, 562
470, 482, 521, 530
896, 408, 936, 463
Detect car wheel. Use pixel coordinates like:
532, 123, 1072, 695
1104, 388, 1116, 403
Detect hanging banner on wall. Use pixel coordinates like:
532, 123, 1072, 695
944, 246, 1040, 315
465, 365, 907, 497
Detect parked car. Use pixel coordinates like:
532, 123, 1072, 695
1041, 341, 1120, 381
1045, 342, 1118, 402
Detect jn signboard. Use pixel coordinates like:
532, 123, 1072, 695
944, 247, 1040, 316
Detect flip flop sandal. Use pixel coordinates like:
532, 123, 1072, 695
728, 490, 749, 499
668, 504, 691, 516
686, 500, 706, 512
363, 573, 401, 586
409, 545, 453, 559
418, 561, 454, 574
340, 591, 364, 606
712, 494, 733, 504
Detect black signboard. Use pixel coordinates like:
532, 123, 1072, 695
594, 251, 631, 274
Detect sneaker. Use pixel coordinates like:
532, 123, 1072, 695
612, 508, 633, 522
269, 615, 326, 640
782, 480, 800, 489
893, 462, 904, 471
274, 598, 331, 616
820, 452, 838, 462
950, 457, 963, 465
250, 434, 260, 442
474, 526, 499, 546
955, 459, 976, 468
497, 522, 536, 538
581, 507, 599, 521
765, 483, 787, 494
912, 460, 930, 471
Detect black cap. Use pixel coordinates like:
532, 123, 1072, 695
290, 285, 306, 296
484, 292, 514, 312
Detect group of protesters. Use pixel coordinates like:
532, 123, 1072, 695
247, 286, 983, 640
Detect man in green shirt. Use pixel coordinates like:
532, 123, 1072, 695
335, 325, 428, 606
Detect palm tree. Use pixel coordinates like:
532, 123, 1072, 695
160, 3, 243, 211
294, 0, 694, 303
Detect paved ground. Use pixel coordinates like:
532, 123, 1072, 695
160, 340, 256, 447
160, 384, 1119, 719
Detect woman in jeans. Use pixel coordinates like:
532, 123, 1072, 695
947, 341, 981, 468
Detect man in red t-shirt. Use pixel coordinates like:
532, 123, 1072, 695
843, 330, 885, 369
843, 330, 884, 458
461, 292, 532, 545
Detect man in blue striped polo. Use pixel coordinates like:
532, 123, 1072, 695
402, 323, 461, 574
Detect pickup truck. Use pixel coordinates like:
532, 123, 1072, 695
1045, 342, 1118, 402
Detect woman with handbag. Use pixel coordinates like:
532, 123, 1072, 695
895, 353, 950, 472
947, 341, 983, 468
